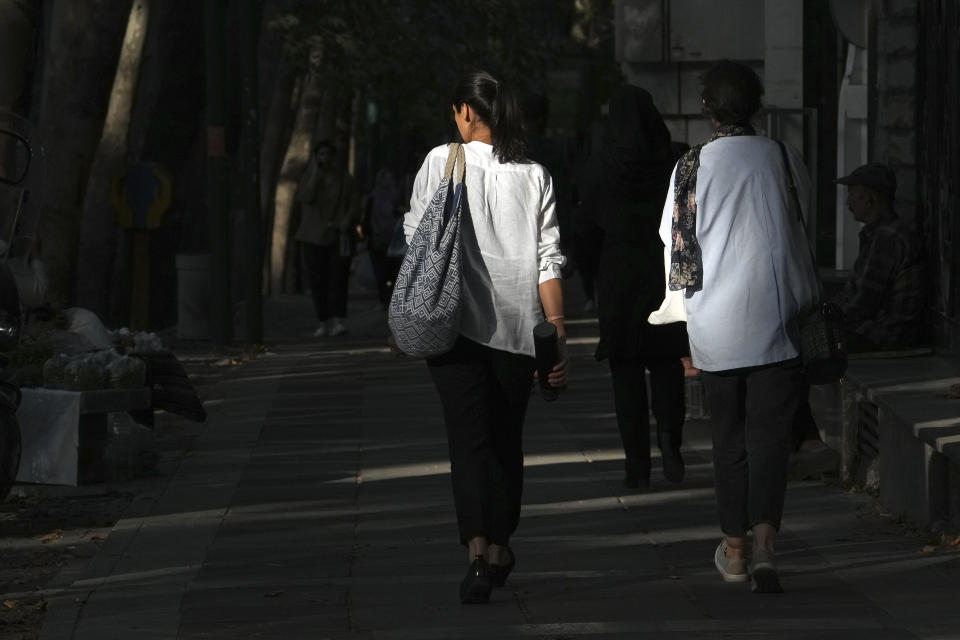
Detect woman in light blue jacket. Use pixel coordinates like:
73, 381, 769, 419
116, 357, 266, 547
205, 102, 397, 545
652, 60, 819, 593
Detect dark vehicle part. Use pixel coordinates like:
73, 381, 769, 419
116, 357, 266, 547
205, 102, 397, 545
0, 380, 21, 499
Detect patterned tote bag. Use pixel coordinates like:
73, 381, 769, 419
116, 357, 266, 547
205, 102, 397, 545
388, 143, 466, 358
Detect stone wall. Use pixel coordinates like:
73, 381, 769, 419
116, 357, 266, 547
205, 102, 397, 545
873, 0, 919, 228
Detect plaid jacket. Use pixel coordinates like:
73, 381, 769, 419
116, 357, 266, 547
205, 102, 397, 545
831, 213, 925, 349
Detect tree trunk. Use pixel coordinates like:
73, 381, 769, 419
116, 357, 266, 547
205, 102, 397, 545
268, 69, 326, 296
0, 0, 38, 244
108, 0, 175, 327
258, 64, 296, 292
0, 0, 37, 116
36, 0, 132, 309
74, 0, 149, 320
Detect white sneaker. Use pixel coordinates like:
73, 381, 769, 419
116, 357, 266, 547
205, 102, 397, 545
313, 324, 328, 338
328, 318, 348, 336
714, 539, 748, 583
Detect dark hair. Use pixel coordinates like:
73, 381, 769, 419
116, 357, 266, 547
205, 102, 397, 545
700, 60, 764, 126
313, 139, 335, 155
452, 71, 525, 163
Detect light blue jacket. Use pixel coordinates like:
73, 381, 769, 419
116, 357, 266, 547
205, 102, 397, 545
658, 136, 819, 372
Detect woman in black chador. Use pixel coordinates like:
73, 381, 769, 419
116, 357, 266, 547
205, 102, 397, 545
579, 85, 688, 489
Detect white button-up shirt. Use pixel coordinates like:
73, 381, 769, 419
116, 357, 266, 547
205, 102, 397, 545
404, 141, 564, 357
658, 136, 819, 371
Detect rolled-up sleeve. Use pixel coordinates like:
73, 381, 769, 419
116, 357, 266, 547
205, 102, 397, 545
537, 172, 565, 284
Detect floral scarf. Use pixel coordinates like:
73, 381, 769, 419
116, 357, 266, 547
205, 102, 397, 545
668, 123, 755, 291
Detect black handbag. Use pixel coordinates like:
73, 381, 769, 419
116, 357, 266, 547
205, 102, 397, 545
776, 141, 848, 384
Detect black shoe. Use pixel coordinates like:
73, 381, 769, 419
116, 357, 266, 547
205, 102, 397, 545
489, 548, 515, 587
460, 555, 492, 604
623, 476, 651, 490
661, 447, 685, 483
749, 551, 784, 594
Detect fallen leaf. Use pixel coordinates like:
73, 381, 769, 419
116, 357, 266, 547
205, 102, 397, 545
922, 544, 937, 553
39, 530, 63, 544
3, 600, 16, 609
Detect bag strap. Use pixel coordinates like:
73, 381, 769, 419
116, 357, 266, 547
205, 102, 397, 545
442, 143, 466, 185
776, 139, 824, 298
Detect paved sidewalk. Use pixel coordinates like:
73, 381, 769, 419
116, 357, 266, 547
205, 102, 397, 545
39, 286, 960, 639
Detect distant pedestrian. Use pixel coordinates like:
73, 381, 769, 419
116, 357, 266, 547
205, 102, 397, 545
403, 70, 567, 604
362, 167, 402, 308
579, 85, 688, 490
650, 60, 819, 593
295, 140, 361, 337
523, 93, 575, 276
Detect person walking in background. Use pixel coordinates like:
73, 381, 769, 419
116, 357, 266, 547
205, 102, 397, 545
522, 93, 575, 278
579, 85, 688, 490
651, 60, 819, 593
404, 70, 567, 604
363, 167, 402, 309
295, 140, 361, 337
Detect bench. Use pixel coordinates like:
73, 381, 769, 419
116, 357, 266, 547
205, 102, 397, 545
809, 351, 960, 526
15, 387, 151, 486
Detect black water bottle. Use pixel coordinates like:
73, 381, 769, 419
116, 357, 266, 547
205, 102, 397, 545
533, 321, 560, 401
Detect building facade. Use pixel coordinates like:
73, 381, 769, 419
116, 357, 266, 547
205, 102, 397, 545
614, 0, 959, 354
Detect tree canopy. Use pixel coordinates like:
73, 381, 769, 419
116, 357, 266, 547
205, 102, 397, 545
268, 0, 571, 139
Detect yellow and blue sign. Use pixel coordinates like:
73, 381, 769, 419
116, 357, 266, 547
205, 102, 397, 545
111, 163, 172, 230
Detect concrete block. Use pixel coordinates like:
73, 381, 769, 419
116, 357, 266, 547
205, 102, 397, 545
764, 0, 803, 47
764, 46, 803, 89
892, 165, 917, 197
883, 0, 918, 19
878, 99, 915, 129
878, 407, 944, 525
879, 131, 915, 164
669, 0, 765, 61
679, 64, 708, 115
879, 22, 917, 53
882, 58, 918, 89
766, 81, 804, 110
616, 0, 664, 62
176, 253, 211, 340
663, 116, 687, 144
839, 378, 864, 484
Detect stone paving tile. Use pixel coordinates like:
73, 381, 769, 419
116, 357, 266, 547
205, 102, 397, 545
38, 293, 960, 639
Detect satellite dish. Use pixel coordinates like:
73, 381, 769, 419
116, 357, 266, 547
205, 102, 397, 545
830, 0, 870, 48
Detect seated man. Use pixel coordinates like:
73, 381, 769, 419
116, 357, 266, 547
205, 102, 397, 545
792, 162, 926, 477
831, 162, 925, 350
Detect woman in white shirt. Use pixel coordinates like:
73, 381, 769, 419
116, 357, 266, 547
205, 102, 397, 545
404, 71, 567, 604
654, 61, 818, 593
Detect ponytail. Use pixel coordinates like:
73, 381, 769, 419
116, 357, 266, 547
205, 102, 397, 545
452, 71, 526, 164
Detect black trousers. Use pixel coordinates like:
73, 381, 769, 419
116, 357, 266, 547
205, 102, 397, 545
609, 356, 685, 481
427, 336, 536, 546
300, 242, 350, 321
700, 358, 804, 537
368, 245, 401, 307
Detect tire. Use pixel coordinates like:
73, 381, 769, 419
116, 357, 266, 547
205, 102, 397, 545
0, 380, 22, 500
0, 408, 20, 500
